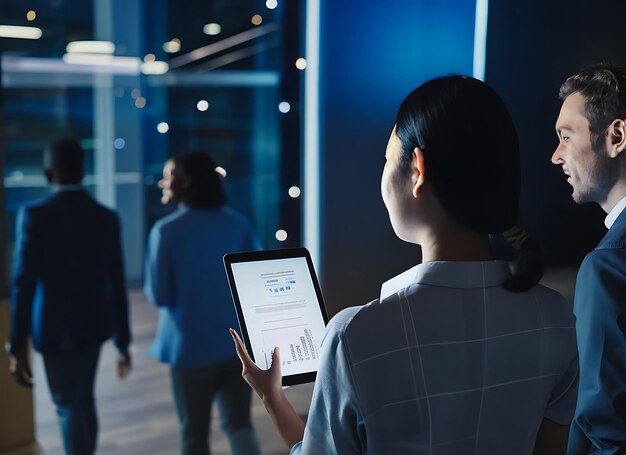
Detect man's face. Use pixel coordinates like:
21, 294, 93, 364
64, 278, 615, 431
552, 91, 616, 205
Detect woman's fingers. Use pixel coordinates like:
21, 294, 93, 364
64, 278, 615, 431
230, 328, 255, 367
270, 346, 281, 371
230, 328, 246, 354
230, 328, 284, 401
230, 328, 241, 348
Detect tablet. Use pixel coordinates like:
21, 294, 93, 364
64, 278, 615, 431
224, 248, 329, 386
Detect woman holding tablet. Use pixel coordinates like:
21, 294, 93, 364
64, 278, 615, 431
232, 76, 578, 454
145, 152, 262, 455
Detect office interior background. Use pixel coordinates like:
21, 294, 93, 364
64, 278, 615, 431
1, 0, 626, 453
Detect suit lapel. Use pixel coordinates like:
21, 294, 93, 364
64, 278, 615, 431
597, 209, 626, 250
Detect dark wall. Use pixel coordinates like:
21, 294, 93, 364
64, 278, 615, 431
0, 47, 6, 297
485, 0, 626, 266
318, 0, 476, 315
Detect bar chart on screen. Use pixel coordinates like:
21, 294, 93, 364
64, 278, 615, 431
261, 324, 319, 372
263, 269, 298, 296
227, 253, 328, 383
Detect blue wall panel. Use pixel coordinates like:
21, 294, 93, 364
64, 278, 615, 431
319, 0, 477, 313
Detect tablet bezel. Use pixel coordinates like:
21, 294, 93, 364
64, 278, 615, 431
223, 247, 329, 386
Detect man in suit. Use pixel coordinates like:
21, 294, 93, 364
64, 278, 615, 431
552, 63, 626, 454
6, 138, 132, 455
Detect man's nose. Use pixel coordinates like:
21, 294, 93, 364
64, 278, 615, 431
551, 145, 563, 165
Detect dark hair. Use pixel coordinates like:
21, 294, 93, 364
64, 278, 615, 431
172, 152, 227, 209
395, 76, 520, 234
44, 138, 85, 184
559, 63, 626, 147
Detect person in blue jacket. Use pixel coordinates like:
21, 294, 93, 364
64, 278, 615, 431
145, 151, 261, 455
7, 138, 132, 455
552, 63, 626, 454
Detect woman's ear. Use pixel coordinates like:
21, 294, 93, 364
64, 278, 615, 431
608, 119, 626, 158
411, 146, 426, 199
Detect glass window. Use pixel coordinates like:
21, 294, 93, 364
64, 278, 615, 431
1, 0, 302, 284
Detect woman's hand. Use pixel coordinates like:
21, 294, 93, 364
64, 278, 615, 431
230, 328, 306, 448
230, 328, 283, 403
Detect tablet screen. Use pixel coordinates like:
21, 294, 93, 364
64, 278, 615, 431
225, 250, 328, 385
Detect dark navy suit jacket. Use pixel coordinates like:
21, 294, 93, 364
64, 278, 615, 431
569, 208, 626, 454
9, 189, 131, 355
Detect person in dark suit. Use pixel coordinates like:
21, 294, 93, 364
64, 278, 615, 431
552, 63, 626, 454
6, 138, 132, 455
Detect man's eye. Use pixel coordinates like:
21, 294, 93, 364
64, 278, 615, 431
562, 136, 570, 142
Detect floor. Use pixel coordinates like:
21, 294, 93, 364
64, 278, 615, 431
7, 290, 314, 455
3, 267, 578, 455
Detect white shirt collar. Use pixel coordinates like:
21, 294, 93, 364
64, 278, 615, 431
605, 196, 626, 229
380, 260, 511, 302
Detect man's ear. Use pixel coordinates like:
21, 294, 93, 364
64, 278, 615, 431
177, 173, 191, 189
411, 146, 426, 199
608, 119, 626, 158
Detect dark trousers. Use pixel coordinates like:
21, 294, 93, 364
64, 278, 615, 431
171, 360, 260, 455
43, 344, 101, 455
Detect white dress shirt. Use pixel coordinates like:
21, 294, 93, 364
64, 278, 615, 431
605, 195, 626, 229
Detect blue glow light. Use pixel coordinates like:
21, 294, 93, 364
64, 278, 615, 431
473, 0, 489, 80
114, 138, 125, 149
304, 0, 320, 271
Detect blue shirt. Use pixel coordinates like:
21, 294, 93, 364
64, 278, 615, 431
144, 206, 261, 368
292, 261, 578, 454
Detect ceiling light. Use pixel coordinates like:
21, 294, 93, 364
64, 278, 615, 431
251, 15, 263, 25
140, 61, 169, 75
66, 40, 115, 54
168, 23, 279, 69
203, 23, 222, 36
197, 100, 209, 111
288, 186, 301, 198
26, 10, 37, 21
295, 58, 307, 70
278, 101, 291, 113
157, 122, 169, 134
0, 25, 42, 39
62, 54, 140, 71
163, 39, 181, 53
266, 0, 278, 10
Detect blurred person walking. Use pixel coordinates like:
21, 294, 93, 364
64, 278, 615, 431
7, 138, 132, 455
145, 152, 261, 455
